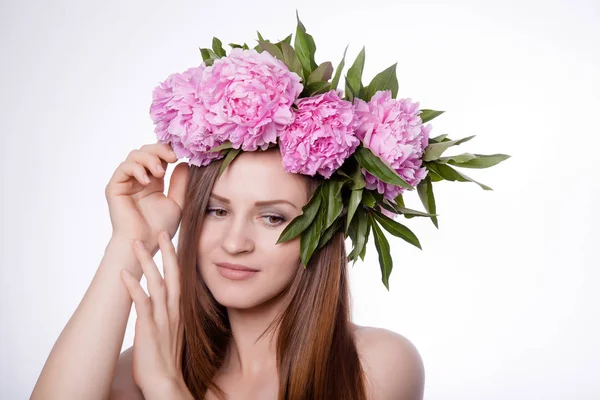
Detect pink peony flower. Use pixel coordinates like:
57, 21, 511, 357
198, 48, 303, 151
279, 90, 360, 178
149, 66, 224, 167
354, 90, 431, 200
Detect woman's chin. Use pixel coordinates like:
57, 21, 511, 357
208, 282, 267, 309
220, 296, 279, 311
210, 282, 290, 311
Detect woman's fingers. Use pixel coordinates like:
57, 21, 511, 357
120, 270, 153, 320
126, 150, 165, 180
167, 162, 189, 211
158, 231, 181, 320
140, 143, 178, 169
122, 231, 181, 330
132, 240, 169, 327
108, 143, 178, 187
119, 161, 152, 186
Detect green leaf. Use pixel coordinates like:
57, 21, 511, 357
391, 196, 436, 220
350, 162, 366, 190
257, 40, 284, 61
344, 75, 359, 102
318, 217, 342, 249
346, 215, 357, 244
444, 153, 511, 169
345, 47, 365, 102
335, 169, 351, 180
365, 63, 398, 101
369, 191, 398, 215
280, 41, 304, 78
372, 210, 422, 250
348, 208, 369, 265
394, 206, 437, 218
257, 31, 265, 42
393, 194, 405, 208
307, 62, 334, 84
428, 170, 443, 182
301, 81, 331, 97
359, 221, 371, 261
212, 37, 226, 57
322, 180, 344, 230
358, 85, 366, 99
281, 33, 293, 45
242, 43, 249, 50
277, 185, 323, 244
331, 44, 348, 90
199, 48, 217, 62
218, 148, 241, 177
427, 162, 493, 190
228, 42, 243, 49
294, 11, 318, 76
208, 141, 233, 153
437, 153, 477, 164
354, 146, 413, 190
369, 214, 393, 290
274, 34, 293, 52
429, 134, 449, 143
423, 135, 476, 161
300, 205, 324, 267
419, 109, 444, 123
378, 201, 399, 215
417, 175, 438, 228
346, 189, 363, 231
361, 190, 377, 208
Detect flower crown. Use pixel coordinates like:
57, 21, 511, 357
150, 13, 509, 289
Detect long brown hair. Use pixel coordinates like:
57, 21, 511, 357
176, 155, 367, 400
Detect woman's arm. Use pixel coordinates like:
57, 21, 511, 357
31, 238, 143, 400
31, 143, 184, 399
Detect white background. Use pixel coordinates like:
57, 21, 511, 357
1, 0, 599, 398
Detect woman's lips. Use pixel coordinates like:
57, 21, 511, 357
215, 263, 259, 280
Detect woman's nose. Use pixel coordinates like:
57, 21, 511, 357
220, 218, 255, 254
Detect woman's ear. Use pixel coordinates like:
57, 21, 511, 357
167, 162, 189, 211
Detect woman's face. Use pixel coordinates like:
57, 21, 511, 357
197, 149, 309, 309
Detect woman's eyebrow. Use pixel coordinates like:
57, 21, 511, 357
210, 193, 299, 210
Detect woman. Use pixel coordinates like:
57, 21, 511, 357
29, 8, 511, 395
31, 142, 425, 399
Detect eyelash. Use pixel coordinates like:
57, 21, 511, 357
205, 208, 287, 227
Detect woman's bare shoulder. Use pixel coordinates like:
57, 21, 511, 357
351, 323, 425, 400
110, 346, 145, 400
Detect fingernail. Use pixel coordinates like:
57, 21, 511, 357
161, 231, 170, 241
135, 240, 145, 250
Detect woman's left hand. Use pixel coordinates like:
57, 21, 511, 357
120, 231, 193, 400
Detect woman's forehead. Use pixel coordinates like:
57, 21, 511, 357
211, 150, 307, 204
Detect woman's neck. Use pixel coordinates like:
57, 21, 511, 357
221, 294, 288, 377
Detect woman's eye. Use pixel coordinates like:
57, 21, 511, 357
207, 209, 285, 227
206, 208, 227, 217
263, 215, 286, 227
